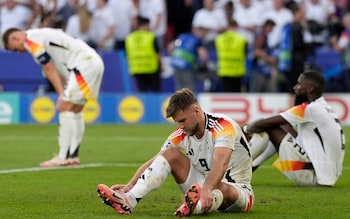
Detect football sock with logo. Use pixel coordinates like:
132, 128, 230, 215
252, 142, 276, 171
58, 112, 74, 160
193, 189, 223, 214
127, 155, 171, 207
68, 112, 85, 158
249, 132, 269, 160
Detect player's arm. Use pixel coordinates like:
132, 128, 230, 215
42, 61, 64, 96
254, 34, 277, 65
201, 146, 232, 212
245, 115, 288, 134
98, 25, 115, 49
167, 40, 175, 53
330, 34, 346, 53
198, 46, 209, 64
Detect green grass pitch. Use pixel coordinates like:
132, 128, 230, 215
0, 124, 349, 219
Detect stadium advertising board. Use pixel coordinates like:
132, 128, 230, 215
22, 93, 172, 124
0, 93, 19, 124
198, 93, 350, 125
13, 93, 350, 125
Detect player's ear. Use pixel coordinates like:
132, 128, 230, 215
307, 84, 314, 93
193, 104, 201, 114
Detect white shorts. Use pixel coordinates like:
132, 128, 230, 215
178, 164, 254, 212
273, 133, 317, 186
63, 54, 104, 105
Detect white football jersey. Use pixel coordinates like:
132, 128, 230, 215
24, 28, 99, 78
280, 97, 345, 185
161, 112, 252, 185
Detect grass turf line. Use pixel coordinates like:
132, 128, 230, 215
0, 124, 349, 219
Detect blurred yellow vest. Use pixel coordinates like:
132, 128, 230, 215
215, 31, 246, 77
125, 30, 158, 74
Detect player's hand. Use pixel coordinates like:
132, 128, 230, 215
200, 187, 213, 213
111, 184, 131, 193
330, 35, 337, 45
241, 125, 252, 141
56, 95, 65, 111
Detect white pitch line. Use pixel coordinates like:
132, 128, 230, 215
0, 163, 140, 174
0, 135, 164, 141
0, 163, 349, 175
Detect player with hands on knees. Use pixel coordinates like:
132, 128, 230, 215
2, 27, 104, 167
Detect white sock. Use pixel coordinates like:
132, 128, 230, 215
253, 142, 276, 167
127, 155, 171, 207
68, 112, 85, 158
193, 189, 223, 214
249, 132, 269, 160
58, 112, 75, 160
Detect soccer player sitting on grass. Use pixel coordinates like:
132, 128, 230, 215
244, 70, 345, 186
97, 88, 254, 216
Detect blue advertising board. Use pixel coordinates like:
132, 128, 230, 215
19, 93, 174, 124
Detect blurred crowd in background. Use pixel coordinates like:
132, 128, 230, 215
1, 0, 350, 93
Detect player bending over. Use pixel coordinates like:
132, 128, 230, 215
2, 27, 104, 167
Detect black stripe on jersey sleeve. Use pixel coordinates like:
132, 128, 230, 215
49, 42, 68, 50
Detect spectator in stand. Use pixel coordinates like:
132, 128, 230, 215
167, 26, 209, 92
125, 16, 161, 92
81, 0, 97, 12
65, 4, 92, 44
55, 0, 78, 29
166, 0, 194, 40
327, 0, 345, 40
34, 0, 76, 29
89, 0, 115, 51
31, 0, 57, 28
233, 0, 262, 47
262, 0, 293, 49
191, 0, 203, 11
0, 0, 35, 36
302, 0, 337, 56
28, 1, 48, 28
192, 0, 228, 47
278, 3, 307, 106
330, 12, 350, 92
254, 0, 273, 11
138, 0, 167, 52
223, 0, 235, 25
250, 19, 278, 93
36, 0, 57, 13
27, 0, 77, 30
215, 19, 247, 92
108, 0, 137, 50
334, 0, 349, 19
